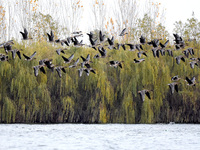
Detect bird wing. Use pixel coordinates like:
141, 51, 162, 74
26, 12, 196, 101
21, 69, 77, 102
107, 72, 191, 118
119, 28, 126, 36
16, 50, 21, 59
185, 77, 192, 84
30, 51, 36, 59
11, 50, 16, 59
23, 53, 30, 60
40, 66, 46, 74
62, 56, 69, 62
81, 56, 86, 61
175, 84, 178, 93
68, 54, 74, 61
74, 58, 79, 66
56, 67, 62, 78
86, 54, 90, 61
145, 91, 151, 99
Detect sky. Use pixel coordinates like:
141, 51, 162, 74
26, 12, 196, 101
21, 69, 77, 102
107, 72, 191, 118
153, 0, 200, 34
81, 0, 200, 35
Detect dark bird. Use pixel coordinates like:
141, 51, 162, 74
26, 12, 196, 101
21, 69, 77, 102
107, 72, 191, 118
81, 54, 91, 64
71, 37, 84, 46
87, 31, 94, 39
39, 58, 54, 70
62, 54, 74, 64
133, 58, 145, 63
69, 58, 79, 68
3, 44, 13, 54
139, 35, 146, 45
152, 48, 160, 58
20, 28, 32, 40
137, 51, 147, 58
56, 48, 68, 55
78, 68, 85, 77
166, 49, 173, 57
148, 39, 160, 48
159, 48, 165, 56
185, 76, 196, 86
168, 82, 178, 94
107, 36, 115, 49
55, 66, 67, 78
107, 60, 124, 68
138, 89, 151, 101
175, 55, 185, 65
99, 30, 106, 43
160, 40, 169, 48
189, 61, 198, 69
126, 44, 143, 51
11, 49, 21, 59
23, 51, 36, 61
171, 75, 181, 82
0, 54, 8, 61
84, 67, 96, 76
119, 28, 128, 36
47, 30, 54, 42
33, 65, 46, 77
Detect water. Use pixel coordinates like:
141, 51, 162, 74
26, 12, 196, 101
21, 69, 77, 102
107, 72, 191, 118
0, 124, 200, 150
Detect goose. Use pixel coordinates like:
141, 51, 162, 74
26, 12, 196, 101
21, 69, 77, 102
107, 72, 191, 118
69, 58, 79, 68
107, 36, 115, 49
55, 66, 67, 78
126, 44, 143, 51
175, 55, 185, 65
0, 55, 8, 61
185, 76, 196, 86
107, 60, 124, 68
55, 39, 70, 46
33, 65, 46, 77
152, 48, 160, 58
84, 64, 96, 76
160, 40, 169, 48
20, 28, 32, 40
119, 28, 128, 36
171, 75, 181, 82
139, 35, 146, 45
39, 58, 54, 70
99, 30, 106, 43
11, 49, 21, 59
56, 48, 68, 55
166, 49, 173, 57
0, 40, 14, 48
168, 82, 178, 94
71, 37, 84, 46
81, 54, 92, 64
72, 31, 82, 34
138, 89, 151, 101
159, 48, 165, 56
87, 31, 94, 39
137, 51, 147, 58
3, 44, 12, 54
23, 51, 36, 61
62, 54, 74, 64
133, 58, 145, 63
189, 61, 198, 69
148, 39, 160, 48
47, 30, 54, 42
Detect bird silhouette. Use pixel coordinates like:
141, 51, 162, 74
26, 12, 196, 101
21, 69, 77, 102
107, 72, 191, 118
23, 51, 36, 61
168, 82, 178, 94
138, 89, 151, 101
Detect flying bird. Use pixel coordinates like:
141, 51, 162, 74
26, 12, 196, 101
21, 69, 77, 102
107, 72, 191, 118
138, 89, 151, 101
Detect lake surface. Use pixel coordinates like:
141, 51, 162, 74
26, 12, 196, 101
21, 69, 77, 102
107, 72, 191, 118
0, 124, 200, 150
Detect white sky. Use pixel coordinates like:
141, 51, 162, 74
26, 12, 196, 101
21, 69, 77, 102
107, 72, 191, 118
81, 0, 200, 35
152, 0, 200, 34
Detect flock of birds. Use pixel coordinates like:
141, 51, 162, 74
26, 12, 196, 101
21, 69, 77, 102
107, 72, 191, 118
0, 28, 198, 102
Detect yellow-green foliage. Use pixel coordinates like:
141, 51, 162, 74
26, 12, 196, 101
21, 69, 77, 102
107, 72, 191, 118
0, 39, 200, 124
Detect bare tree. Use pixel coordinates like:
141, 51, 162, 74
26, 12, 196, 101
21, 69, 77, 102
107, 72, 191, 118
113, 0, 139, 41
91, 0, 107, 31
